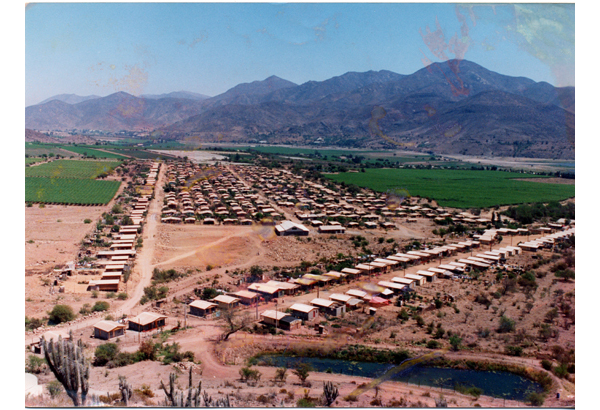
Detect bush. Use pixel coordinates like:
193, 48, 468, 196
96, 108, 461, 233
48, 304, 75, 324
25, 316, 45, 331
293, 362, 313, 384
541, 359, 553, 371
137, 340, 158, 361
94, 343, 119, 366
92, 301, 110, 312
46, 380, 63, 398
427, 340, 440, 349
117, 292, 128, 300
525, 392, 545, 406
498, 315, 515, 333
84, 219, 92, 224
26, 355, 46, 374
505, 346, 523, 356
553, 363, 569, 378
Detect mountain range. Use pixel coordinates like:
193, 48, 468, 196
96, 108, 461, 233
26, 60, 575, 159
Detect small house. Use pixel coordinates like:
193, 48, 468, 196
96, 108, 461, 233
93, 320, 126, 340
128, 312, 167, 332
211, 295, 241, 310
189, 300, 218, 317
289, 303, 319, 321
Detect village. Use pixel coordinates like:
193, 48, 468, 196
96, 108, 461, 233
24, 155, 576, 408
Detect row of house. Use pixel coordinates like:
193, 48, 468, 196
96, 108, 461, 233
89, 162, 160, 292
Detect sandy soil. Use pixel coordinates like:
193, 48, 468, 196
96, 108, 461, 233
25, 205, 108, 275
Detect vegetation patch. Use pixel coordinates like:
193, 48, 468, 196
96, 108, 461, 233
25, 178, 121, 204
325, 168, 574, 208
25, 159, 122, 179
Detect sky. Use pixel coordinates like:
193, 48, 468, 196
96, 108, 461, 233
25, 2, 575, 106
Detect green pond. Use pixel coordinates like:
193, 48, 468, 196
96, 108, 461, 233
256, 355, 543, 402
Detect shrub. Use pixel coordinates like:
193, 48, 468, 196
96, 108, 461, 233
48, 304, 75, 324
46, 379, 63, 398
553, 364, 569, 378
505, 346, 523, 356
449, 335, 462, 351
84, 219, 92, 224
297, 398, 316, 407
105, 292, 116, 299
26, 355, 46, 374
293, 362, 313, 384
92, 301, 110, 312
117, 292, 128, 300
541, 359, 553, 371
525, 392, 545, 406
94, 343, 119, 366
25, 316, 45, 331
498, 315, 515, 333
239, 366, 262, 383
274, 367, 288, 382
427, 340, 440, 349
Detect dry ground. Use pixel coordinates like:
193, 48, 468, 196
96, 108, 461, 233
25, 205, 107, 275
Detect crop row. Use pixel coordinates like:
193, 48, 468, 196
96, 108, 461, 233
25, 177, 121, 205
25, 159, 122, 179
326, 168, 575, 209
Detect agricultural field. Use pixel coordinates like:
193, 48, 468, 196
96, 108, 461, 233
25, 177, 121, 204
24, 159, 121, 179
102, 148, 170, 159
326, 168, 575, 208
25, 157, 43, 165
59, 145, 129, 159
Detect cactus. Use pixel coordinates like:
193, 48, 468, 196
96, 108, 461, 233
160, 366, 231, 407
119, 375, 132, 406
323, 381, 339, 407
41, 332, 89, 407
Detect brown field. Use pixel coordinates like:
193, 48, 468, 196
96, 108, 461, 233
25, 205, 107, 275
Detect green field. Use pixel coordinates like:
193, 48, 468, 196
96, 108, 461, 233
25, 158, 43, 165
103, 149, 167, 159
25, 160, 122, 179
25, 178, 121, 205
326, 168, 575, 209
59, 145, 129, 159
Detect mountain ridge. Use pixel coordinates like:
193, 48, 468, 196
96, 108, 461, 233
25, 59, 575, 159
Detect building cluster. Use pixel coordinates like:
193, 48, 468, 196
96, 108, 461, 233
160, 162, 282, 225
88, 162, 161, 292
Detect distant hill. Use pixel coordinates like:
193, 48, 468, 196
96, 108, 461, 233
38, 93, 101, 105
25, 60, 575, 159
140, 91, 211, 101
26, 92, 208, 131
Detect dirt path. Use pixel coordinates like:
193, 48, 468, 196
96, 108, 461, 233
125, 163, 168, 309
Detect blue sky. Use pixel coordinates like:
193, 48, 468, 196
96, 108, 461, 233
25, 3, 575, 106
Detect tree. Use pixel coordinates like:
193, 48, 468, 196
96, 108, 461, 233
293, 362, 312, 385
219, 308, 252, 341
48, 304, 76, 324
41, 334, 90, 406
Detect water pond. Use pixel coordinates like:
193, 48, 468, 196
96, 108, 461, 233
256, 355, 543, 402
